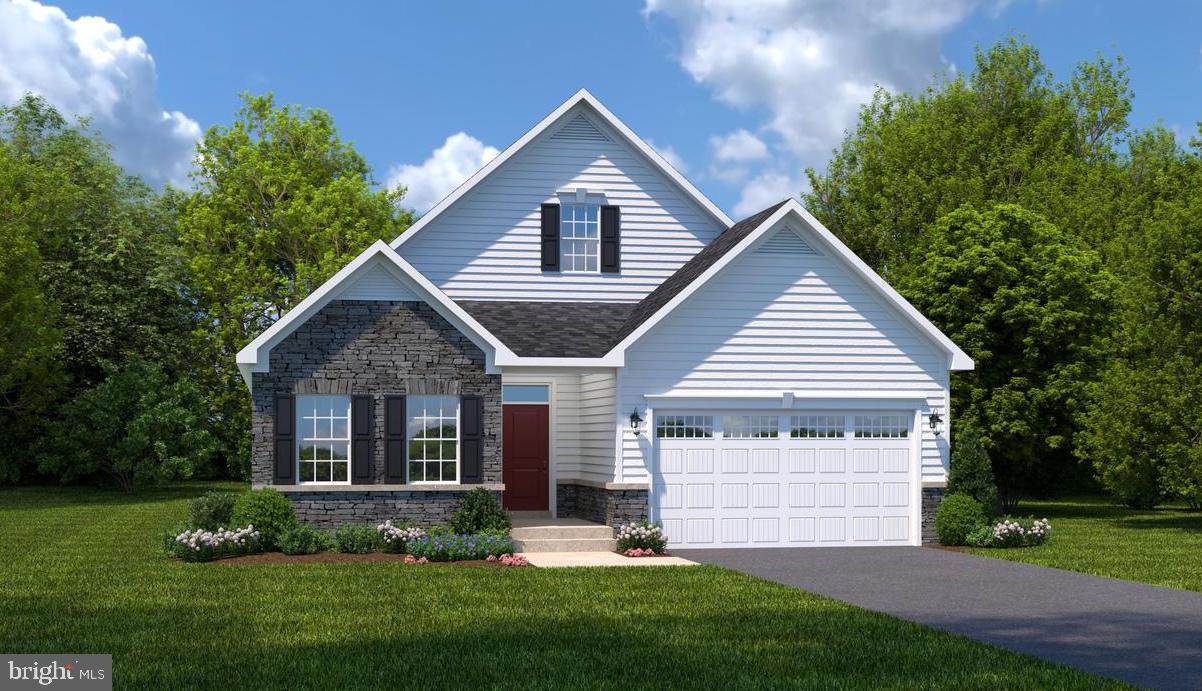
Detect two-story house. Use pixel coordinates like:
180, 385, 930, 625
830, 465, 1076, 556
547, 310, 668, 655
235, 90, 972, 548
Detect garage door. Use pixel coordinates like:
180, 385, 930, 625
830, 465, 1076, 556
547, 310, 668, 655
652, 411, 918, 547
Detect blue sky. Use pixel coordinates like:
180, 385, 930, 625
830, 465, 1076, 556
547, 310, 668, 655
4, 0, 1200, 217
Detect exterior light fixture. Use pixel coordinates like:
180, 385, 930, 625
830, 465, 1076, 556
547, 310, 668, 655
629, 408, 644, 436
928, 412, 944, 437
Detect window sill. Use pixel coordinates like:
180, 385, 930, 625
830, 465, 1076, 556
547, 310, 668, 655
255, 483, 505, 493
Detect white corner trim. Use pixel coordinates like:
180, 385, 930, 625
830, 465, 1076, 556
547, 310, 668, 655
607, 199, 974, 371
234, 240, 516, 388
389, 88, 732, 251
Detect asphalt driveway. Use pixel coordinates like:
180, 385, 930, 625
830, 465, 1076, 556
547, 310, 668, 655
678, 546, 1202, 690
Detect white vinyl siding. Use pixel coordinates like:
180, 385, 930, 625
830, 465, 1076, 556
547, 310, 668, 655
502, 368, 617, 488
398, 105, 724, 302
618, 222, 951, 485
339, 264, 418, 301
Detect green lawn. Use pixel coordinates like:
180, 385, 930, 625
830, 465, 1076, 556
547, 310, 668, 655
0, 485, 1118, 689
965, 496, 1202, 592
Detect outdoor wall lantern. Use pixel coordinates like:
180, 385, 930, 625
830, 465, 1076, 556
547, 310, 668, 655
928, 411, 944, 437
629, 408, 644, 436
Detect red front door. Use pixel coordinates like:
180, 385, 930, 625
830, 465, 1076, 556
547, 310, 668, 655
502, 404, 549, 511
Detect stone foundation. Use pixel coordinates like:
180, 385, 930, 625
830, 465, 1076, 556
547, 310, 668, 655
557, 483, 648, 533
921, 487, 945, 544
283, 490, 502, 529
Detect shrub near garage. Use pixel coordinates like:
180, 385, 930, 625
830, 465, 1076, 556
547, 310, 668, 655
616, 522, 668, 555
935, 494, 987, 546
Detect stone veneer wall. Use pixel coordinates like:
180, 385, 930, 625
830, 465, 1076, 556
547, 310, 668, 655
557, 483, 648, 533
921, 487, 945, 544
249, 300, 501, 524
285, 490, 503, 529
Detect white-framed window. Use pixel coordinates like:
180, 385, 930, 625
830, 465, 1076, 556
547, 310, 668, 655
296, 395, 351, 484
502, 384, 550, 404
854, 414, 910, 439
560, 203, 599, 272
724, 415, 780, 439
407, 395, 459, 483
656, 415, 714, 438
791, 415, 846, 439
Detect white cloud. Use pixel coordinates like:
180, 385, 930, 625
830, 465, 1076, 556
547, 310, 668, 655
387, 132, 499, 213
710, 129, 769, 162
732, 170, 802, 217
646, 138, 688, 173
0, 0, 200, 187
646, 0, 983, 216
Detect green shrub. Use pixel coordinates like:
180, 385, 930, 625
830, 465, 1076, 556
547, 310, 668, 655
405, 533, 514, 561
231, 488, 297, 550
334, 525, 379, 554
935, 494, 987, 546
449, 488, 511, 535
189, 491, 236, 530
965, 524, 995, 547
280, 524, 334, 555
947, 426, 1000, 516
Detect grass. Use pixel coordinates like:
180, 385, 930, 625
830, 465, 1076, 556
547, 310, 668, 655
964, 495, 1202, 592
0, 484, 1120, 690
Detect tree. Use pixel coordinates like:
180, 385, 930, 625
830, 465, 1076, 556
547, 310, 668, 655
37, 361, 218, 492
179, 93, 413, 478
946, 425, 1000, 516
896, 204, 1118, 508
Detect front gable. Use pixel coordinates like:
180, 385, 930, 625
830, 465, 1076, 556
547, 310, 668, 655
394, 92, 730, 302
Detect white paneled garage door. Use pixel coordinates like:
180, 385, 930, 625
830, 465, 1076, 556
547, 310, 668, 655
652, 411, 919, 547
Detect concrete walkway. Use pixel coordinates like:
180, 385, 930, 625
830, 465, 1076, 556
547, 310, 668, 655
678, 546, 1202, 690
520, 551, 696, 568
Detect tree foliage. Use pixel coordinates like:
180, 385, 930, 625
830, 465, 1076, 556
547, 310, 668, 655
178, 93, 413, 478
897, 204, 1117, 506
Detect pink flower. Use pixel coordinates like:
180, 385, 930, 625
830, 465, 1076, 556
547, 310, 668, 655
486, 554, 497, 562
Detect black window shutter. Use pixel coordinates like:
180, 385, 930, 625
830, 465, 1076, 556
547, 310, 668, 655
460, 394, 484, 484
351, 395, 373, 484
384, 396, 406, 483
601, 205, 621, 273
273, 395, 295, 485
540, 203, 560, 271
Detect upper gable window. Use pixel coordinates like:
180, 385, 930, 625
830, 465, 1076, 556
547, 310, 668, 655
560, 204, 600, 273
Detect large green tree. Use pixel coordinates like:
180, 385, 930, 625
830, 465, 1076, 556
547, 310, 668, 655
179, 93, 413, 479
897, 204, 1117, 507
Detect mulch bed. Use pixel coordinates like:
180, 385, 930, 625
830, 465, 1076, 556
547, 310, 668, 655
216, 552, 501, 566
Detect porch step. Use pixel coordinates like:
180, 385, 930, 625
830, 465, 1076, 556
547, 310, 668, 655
511, 524, 615, 540
509, 511, 552, 519
513, 537, 618, 553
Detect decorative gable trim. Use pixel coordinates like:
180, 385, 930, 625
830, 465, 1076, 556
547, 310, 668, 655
755, 226, 819, 256
235, 241, 516, 388
550, 112, 611, 143
389, 89, 733, 250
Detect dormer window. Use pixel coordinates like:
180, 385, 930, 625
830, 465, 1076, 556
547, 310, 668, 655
560, 204, 600, 272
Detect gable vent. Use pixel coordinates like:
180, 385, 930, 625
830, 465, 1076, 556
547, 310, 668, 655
550, 113, 611, 143
756, 228, 820, 256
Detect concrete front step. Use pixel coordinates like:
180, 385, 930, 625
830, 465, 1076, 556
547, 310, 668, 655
511, 524, 614, 540
513, 537, 618, 553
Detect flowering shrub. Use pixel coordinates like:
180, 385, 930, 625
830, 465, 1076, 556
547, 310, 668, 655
623, 547, 663, 558
968, 517, 1052, 548
169, 525, 261, 562
376, 520, 426, 553
404, 533, 515, 562
484, 553, 528, 566
616, 522, 668, 554
402, 555, 430, 564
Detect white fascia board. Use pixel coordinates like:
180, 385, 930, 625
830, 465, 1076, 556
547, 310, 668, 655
607, 199, 975, 372
390, 88, 732, 250
494, 353, 624, 368
235, 240, 515, 388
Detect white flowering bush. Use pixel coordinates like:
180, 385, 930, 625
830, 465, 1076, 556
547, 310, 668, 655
616, 521, 667, 554
168, 525, 262, 562
967, 517, 1051, 548
376, 520, 427, 553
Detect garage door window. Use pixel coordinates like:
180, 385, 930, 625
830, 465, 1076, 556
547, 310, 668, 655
723, 415, 779, 439
657, 415, 713, 438
854, 415, 909, 438
791, 415, 845, 438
